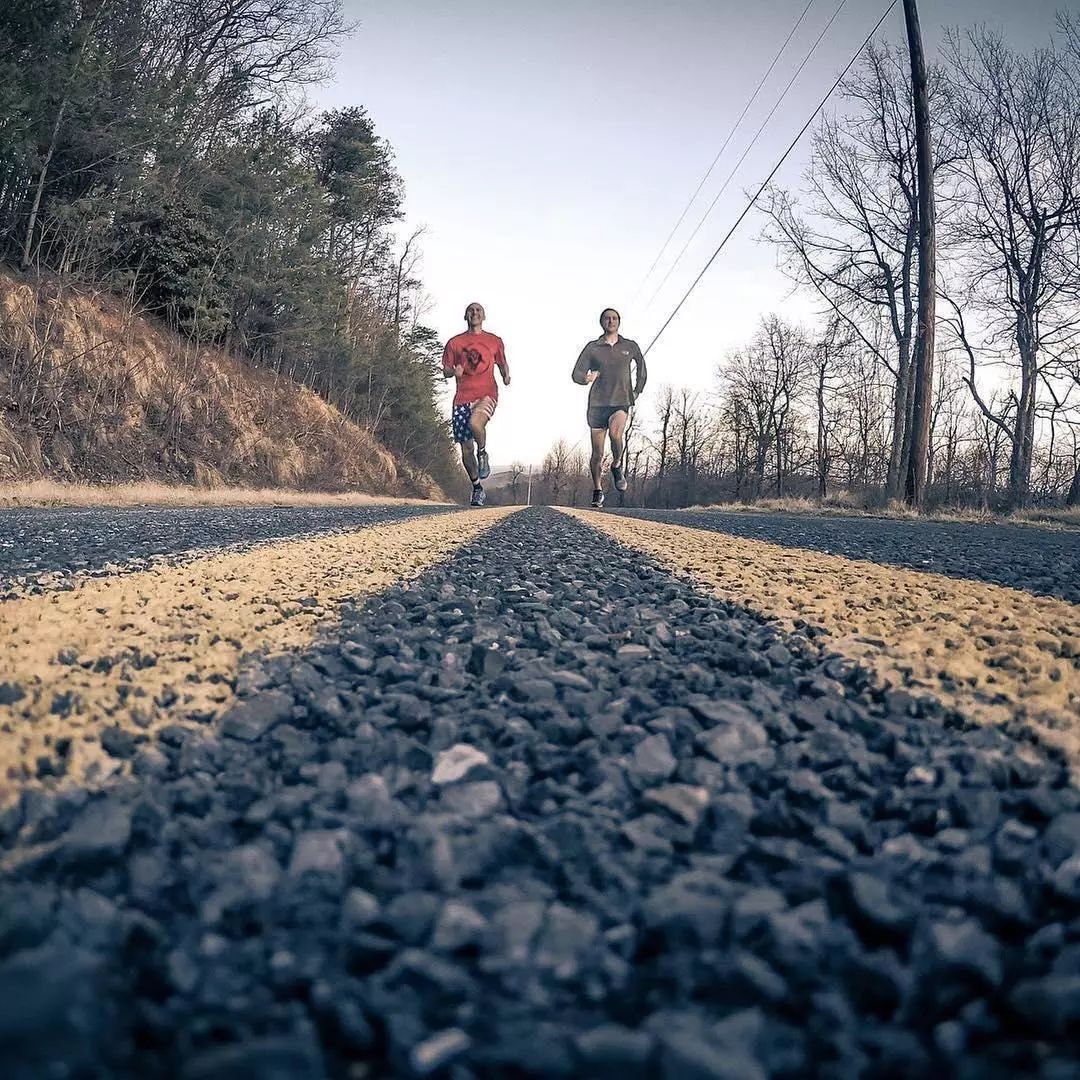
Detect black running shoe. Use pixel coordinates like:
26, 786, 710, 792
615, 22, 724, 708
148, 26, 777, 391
470, 484, 486, 507
612, 464, 628, 492
477, 448, 490, 480
591, 489, 605, 509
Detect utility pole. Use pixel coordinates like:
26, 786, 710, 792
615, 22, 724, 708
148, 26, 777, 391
903, 0, 936, 509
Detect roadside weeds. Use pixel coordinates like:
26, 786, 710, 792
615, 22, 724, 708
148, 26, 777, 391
0, 479, 449, 509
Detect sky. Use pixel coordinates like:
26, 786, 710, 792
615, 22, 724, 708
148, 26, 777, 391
313, 0, 1071, 468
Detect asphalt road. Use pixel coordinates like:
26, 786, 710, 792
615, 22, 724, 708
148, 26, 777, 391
611, 508, 1080, 605
0, 503, 451, 593
1, 505, 1078, 1078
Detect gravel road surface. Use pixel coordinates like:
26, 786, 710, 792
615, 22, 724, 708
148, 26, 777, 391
612, 509, 1080, 605
0, 503, 451, 593
1, 506, 1078, 1078
0, 509, 511, 799
586, 510, 1080, 766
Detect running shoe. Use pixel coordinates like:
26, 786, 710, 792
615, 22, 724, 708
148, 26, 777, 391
470, 484, 486, 507
477, 448, 490, 480
612, 464, 628, 492
591, 489, 605, 509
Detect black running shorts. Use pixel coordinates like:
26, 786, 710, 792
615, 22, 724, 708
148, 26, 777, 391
587, 405, 629, 430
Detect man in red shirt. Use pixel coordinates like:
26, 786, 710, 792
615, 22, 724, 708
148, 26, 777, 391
442, 302, 511, 505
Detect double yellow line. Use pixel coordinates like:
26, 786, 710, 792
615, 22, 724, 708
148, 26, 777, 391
573, 509, 1080, 771
3, 504, 1078, 808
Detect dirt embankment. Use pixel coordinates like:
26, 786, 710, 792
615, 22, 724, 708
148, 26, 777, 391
0, 271, 443, 499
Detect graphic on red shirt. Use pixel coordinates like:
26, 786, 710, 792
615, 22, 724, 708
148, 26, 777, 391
442, 331, 505, 406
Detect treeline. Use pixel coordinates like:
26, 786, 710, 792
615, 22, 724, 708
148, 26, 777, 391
0, 0, 462, 493
531, 21, 1080, 512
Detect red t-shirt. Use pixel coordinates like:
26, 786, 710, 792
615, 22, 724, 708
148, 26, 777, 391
442, 331, 505, 407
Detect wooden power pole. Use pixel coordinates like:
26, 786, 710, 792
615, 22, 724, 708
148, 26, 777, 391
903, 0, 936, 509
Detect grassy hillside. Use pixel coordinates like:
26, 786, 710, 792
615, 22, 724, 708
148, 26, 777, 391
0, 271, 444, 499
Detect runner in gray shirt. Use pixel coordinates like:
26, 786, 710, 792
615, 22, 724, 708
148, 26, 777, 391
572, 308, 647, 508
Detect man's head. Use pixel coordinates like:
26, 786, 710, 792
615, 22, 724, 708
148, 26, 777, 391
465, 302, 485, 329
600, 308, 621, 334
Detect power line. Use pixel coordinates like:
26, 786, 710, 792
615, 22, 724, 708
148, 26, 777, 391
644, 0, 900, 358
637, 0, 817, 291
646, 0, 849, 310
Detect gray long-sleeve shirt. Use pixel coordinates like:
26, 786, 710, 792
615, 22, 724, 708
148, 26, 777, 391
571, 335, 647, 408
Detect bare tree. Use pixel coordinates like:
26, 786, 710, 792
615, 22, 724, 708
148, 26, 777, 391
137, 0, 347, 163
392, 226, 425, 336
649, 385, 675, 507
928, 349, 968, 502
541, 438, 572, 505
719, 385, 754, 499
507, 461, 525, 504
20, 2, 120, 268
567, 449, 589, 506
942, 28, 1080, 508
672, 388, 708, 505
901, 0, 937, 508
720, 316, 810, 498
763, 43, 955, 501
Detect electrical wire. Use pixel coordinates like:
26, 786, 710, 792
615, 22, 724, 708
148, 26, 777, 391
644, 0, 900, 357
637, 0, 817, 291
646, 0, 850, 310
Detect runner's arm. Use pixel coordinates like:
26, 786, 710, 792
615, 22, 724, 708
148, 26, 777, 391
571, 345, 594, 385
632, 343, 647, 397
441, 341, 462, 379
497, 339, 511, 386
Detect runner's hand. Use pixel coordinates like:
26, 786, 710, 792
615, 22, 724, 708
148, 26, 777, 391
586, 371, 598, 384
453, 365, 464, 377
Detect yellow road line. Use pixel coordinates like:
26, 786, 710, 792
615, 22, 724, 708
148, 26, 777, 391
567, 509, 1080, 764
0, 508, 515, 803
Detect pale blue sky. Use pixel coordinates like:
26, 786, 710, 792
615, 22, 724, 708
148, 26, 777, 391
313, 1, 1070, 466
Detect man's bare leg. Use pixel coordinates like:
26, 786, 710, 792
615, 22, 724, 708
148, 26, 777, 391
608, 409, 628, 474
589, 427, 607, 490
460, 439, 479, 483
470, 398, 496, 480
470, 410, 489, 452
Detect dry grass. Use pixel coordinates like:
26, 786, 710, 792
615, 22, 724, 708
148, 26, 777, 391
0, 271, 444, 499
684, 494, 1080, 530
0, 479, 448, 509
1010, 506, 1080, 528
686, 494, 885, 517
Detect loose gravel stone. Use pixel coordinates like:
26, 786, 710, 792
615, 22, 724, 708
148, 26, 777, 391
180, 1033, 325, 1080
219, 690, 294, 742
58, 799, 132, 867
432, 743, 491, 785
288, 830, 348, 883
630, 733, 677, 784
575, 1023, 656, 1075
644, 784, 710, 828
1, 506, 1078, 1077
